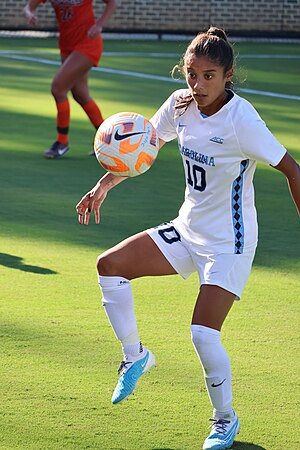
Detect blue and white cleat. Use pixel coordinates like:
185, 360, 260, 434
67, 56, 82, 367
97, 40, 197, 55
111, 348, 155, 404
203, 414, 240, 450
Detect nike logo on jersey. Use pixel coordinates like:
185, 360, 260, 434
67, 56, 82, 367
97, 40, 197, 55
211, 378, 226, 387
178, 123, 186, 128
209, 136, 224, 144
114, 130, 145, 141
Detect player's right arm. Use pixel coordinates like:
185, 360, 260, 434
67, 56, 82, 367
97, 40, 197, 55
24, 0, 40, 26
76, 172, 127, 225
76, 139, 166, 225
88, 0, 118, 39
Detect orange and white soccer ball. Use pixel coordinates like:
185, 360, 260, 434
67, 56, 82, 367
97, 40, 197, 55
94, 112, 159, 177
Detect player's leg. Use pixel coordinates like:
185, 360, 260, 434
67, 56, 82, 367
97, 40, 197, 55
98, 224, 195, 404
98, 230, 180, 279
71, 72, 104, 133
97, 231, 178, 404
45, 52, 93, 158
71, 71, 104, 156
98, 225, 194, 342
191, 285, 240, 450
191, 250, 255, 449
71, 37, 103, 156
98, 230, 177, 350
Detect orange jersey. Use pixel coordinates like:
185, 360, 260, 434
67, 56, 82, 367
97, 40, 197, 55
39, 0, 97, 48
38, 0, 103, 65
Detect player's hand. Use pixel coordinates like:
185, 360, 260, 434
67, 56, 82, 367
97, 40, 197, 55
87, 24, 103, 39
75, 186, 107, 225
24, 8, 38, 25
76, 173, 127, 225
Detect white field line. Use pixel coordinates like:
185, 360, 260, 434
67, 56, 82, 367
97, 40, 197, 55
1, 30, 300, 44
1, 52, 300, 102
1, 49, 300, 59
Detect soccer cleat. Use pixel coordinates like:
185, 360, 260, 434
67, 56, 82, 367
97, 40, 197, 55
44, 141, 69, 159
111, 348, 155, 404
203, 414, 240, 450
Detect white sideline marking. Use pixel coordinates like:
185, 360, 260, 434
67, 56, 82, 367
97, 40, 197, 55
1, 30, 300, 44
1, 49, 300, 59
239, 54, 300, 59
1, 52, 300, 101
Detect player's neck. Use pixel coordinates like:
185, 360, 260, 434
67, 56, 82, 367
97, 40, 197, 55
199, 90, 231, 117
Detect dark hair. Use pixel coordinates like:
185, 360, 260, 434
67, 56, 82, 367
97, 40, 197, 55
173, 27, 235, 114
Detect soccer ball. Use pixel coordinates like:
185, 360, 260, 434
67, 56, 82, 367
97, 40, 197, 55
94, 112, 159, 177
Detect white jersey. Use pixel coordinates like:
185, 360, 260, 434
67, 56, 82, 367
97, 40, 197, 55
151, 89, 286, 254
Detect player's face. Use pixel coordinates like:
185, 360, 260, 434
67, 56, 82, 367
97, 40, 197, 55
184, 55, 233, 116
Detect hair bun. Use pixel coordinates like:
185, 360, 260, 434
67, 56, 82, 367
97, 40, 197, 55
207, 26, 228, 41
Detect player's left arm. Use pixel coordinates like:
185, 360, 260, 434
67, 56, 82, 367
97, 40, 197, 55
272, 151, 300, 216
88, 0, 117, 39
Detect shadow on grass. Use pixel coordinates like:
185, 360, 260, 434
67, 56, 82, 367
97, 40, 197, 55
151, 443, 266, 450
232, 442, 266, 450
0, 253, 57, 274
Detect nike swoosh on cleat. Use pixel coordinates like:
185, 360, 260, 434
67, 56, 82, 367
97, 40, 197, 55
211, 378, 226, 387
114, 130, 145, 141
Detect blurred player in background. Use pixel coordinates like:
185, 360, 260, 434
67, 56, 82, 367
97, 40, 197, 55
24, 0, 117, 159
76, 27, 300, 450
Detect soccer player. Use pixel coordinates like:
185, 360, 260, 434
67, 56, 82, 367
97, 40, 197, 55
24, 0, 117, 159
75, 27, 300, 450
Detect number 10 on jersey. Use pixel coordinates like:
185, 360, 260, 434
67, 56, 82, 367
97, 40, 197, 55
185, 160, 207, 192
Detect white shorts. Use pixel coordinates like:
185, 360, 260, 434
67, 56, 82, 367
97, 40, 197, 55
146, 222, 256, 300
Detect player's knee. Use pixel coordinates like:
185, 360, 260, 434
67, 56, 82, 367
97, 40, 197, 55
71, 89, 86, 105
191, 326, 204, 351
51, 79, 67, 100
96, 253, 118, 276
191, 325, 221, 353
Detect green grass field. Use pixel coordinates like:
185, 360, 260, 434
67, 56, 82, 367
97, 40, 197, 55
0, 37, 299, 450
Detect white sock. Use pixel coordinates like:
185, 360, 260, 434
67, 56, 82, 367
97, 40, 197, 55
213, 408, 235, 420
121, 330, 144, 360
98, 275, 138, 341
191, 324, 233, 413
